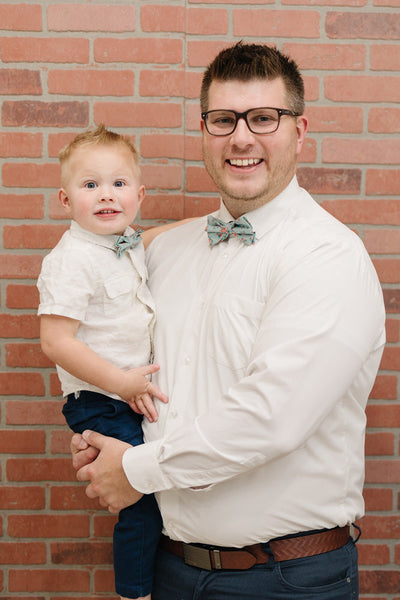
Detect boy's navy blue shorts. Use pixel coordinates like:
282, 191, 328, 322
63, 390, 162, 598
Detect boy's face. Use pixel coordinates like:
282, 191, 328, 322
59, 143, 145, 236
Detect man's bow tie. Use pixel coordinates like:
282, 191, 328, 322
206, 215, 255, 247
114, 229, 143, 257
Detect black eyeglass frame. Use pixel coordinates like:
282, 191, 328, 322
201, 107, 301, 136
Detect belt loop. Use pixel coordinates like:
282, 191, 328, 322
351, 523, 362, 543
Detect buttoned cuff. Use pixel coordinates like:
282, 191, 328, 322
122, 440, 172, 494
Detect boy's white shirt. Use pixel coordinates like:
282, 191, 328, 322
37, 220, 155, 399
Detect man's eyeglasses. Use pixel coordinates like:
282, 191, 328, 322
201, 107, 301, 136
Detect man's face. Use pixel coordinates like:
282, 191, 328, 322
201, 78, 308, 218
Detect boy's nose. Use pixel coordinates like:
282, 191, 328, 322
100, 186, 114, 201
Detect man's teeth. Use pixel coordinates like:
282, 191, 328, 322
229, 158, 261, 167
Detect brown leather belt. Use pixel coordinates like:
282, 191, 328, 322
159, 526, 350, 571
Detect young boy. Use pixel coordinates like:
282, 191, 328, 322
37, 125, 172, 600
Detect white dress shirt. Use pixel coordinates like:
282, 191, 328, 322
123, 177, 386, 547
37, 220, 155, 399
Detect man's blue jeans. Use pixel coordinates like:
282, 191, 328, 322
152, 538, 359, 599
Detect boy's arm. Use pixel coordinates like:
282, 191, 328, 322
40, 314, 167, 422
141, 218, 197, 249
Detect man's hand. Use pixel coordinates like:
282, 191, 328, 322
73, 430, 143, 513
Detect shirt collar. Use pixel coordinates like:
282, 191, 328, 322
217, 176, 300, 241
69, 220, 135, 251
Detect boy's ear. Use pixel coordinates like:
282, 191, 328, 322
137, 184, 146, 207
58, 188, 72, 215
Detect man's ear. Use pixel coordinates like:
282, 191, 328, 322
137, 184, 146, 207
59, 188, 72, 215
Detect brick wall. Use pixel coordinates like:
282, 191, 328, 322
0, 1, 399, 598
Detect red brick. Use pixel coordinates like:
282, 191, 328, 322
140, 134, 185, 159
297, 167, 361, 194
234, 9, 320, 37
366, 169, 400, 195
6, 284, 39, 309
0, 373, 44, 396
325, 75, 400, 102
184, 135, 203, 161
361, 515, 400, 538
370, 374, 398, 400
363, 487, 393, 511
373, 258, 400, 283
184, 71, 202, 100
323, 138, 400, 165
368, 107, 400, 132
326, 12, 400, 39
95, 37, 182, 64
0, 4, 42, 31
50, 372, 62, 396
0, 37, 89, 63
50, 485, 102, 511
140, 5, 185, 32
0, 486, 45, 510
371, 44, 400, 70
187, 40, 235, 68
0, 314, 39, 338
93, 515, 118, 538
0, 255, 42, 279
47, 4, 135, 32
8, 568, 90, 593
141, 194, 185, 220
380, 347, 400, 371
2, 101, 89, 127
367, 404, 400, 427
360, 570, 400, 594
187, 9, 228, 35
2, 163, 60, 188
364, 229, 400, 254
365, 460, 400, 484
0, 542, 46, 565
7, 458, 75, 482
93, 568, 114, 592
186, 166, 218, 193
48, 69, 134, 96
6, 343, 53, 368
50, 430, 73, 454
0, 430, 45, 453
0, 132, 42, 158
4, 224, 67, 249
51, 541, 112, 564
395, 544, 400, 565
385, 319, 400, 343
282, 43, 366, 70
383, 289, 400, 314
320, 199, 400, 226
140, 69, 185, 97
184, 195, 221, 218
0, 194, 43, 219
365, 432, 395, 456
94, 102, 182, 128
48, 133, 78, 157
8, 514, 89, 538
0, 68, 41, 94
141, 164, 182, 191
306, 107, 363, 133
358, 543, 390, 565
6, 401, 63, 424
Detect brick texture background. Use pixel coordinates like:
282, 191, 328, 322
0, 1, 399, 598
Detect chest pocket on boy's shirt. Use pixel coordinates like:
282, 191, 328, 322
206, 293, 264, 371
103, 274, 136, 317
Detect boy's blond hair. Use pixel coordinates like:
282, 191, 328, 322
59, 124, 140, 184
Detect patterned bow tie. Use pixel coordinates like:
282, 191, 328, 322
206, 215, 255, 247
114, 229, 143, 257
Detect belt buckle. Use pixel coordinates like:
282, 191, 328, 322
183, 544, 222, 570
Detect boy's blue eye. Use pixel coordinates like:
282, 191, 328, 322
85, 182, 97, 189
114, 180, 124, 187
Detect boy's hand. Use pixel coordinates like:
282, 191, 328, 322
118, 364, 168, 422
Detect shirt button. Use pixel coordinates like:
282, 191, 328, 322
222, 252, 229, 259
184, 355, 192, 364
170, 409, 178, 418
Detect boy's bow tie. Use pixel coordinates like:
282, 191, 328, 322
114, 229, 143, 257
206, 215, 255, 247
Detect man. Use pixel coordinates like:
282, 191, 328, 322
72, 42, 386, 599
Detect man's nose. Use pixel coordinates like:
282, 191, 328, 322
229, 117, 255, 145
